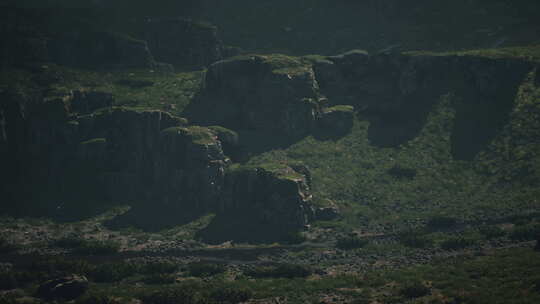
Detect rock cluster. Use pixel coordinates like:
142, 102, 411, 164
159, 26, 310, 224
0, 88, 316, 238
185, 54, 354, 138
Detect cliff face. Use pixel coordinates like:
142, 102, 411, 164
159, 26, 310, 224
313, 51, 535, 159
185, 54, 323, 138
0, 87, 316, 238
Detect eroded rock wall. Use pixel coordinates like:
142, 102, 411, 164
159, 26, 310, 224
314, 51, 534, 159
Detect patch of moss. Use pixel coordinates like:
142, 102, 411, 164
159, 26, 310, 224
229, 162, 305, 181
80, 138, 106, 145
323, 105, 354, 113
406, 45, 540, 63
161, 126, 216, 145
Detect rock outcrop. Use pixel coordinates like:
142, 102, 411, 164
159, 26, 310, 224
185, 54, 325, 138
198, 163, 314, 243
313, 50, 534, 158
1, 88, 316, 238
144, 18, 223, 68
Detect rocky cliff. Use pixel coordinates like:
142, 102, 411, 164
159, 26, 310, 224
312, 50, 535, 159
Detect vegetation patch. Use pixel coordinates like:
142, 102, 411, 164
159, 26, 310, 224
336, 235, 369, 250
245, 264, 313, 279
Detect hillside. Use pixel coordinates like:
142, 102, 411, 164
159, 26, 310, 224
1, 2, 540, 304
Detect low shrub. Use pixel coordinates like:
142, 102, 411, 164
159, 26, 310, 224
142, 274, 176, 285
479, 225, 506, 239
90, 262, 138, 283
509, 224, 540, 241
440, 236, 476, 250
398, 231, 433, 248
209, 286, 252, 304
400, 281, 431, 298
187, 263, 226, 277
246, 263, 312, 279
141, 261, 178, 275
387, 165, 417, 179
336, 236, 369, 250
55, 237, 120, 255
427, 216, 458, 230
77, 294, 122, 304
139, 286, 198, 304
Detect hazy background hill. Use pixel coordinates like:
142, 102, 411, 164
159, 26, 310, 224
3, 0, 540, 55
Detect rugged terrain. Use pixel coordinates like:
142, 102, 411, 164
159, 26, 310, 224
1, 2, 540, 304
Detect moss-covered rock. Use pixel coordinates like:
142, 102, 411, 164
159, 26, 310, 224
198, 162, 314, 243
317, 105, 355, 135
184, 54, 323, 138
208, 125, 240, 159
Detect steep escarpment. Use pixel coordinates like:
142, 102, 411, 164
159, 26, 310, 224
184, 54, 355, 145
198, 163, 314, 243
0, 85, 317, 238
312, 50, 535, 159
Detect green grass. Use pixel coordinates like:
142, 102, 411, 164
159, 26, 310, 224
407, 45, 540, 63
5, 64, 204, 116
161, 126, 216, 145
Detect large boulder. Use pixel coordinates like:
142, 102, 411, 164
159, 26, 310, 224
36, 275, 88, 301
144, 18, 223, 68
198, 163, 314, 243
185, 54, 324, 138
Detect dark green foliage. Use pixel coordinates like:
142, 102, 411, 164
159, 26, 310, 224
114, 79, 154, 88
55, 237, 120, 255
209, 287, 252, 304
29, 258, 93, 277
90, 262, 138, 283
440, 236, 476, 250
139, 286, 198, 304
77, 294, 121, 304
398, 231, 433, 248
336, 235, 369, 250
141, 261, 179, 275
479, 225, 506, 239
400, 281, 431, 298
245, 264, 312, 279
142, 274, 177, 285
387, 165, 417, 179
187, 263, 226, 277
509, 224, 540, 241
426, 216, 458, 230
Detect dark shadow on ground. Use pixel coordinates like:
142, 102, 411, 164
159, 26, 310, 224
196, 211, 299, 245
104, 202, 205, 232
